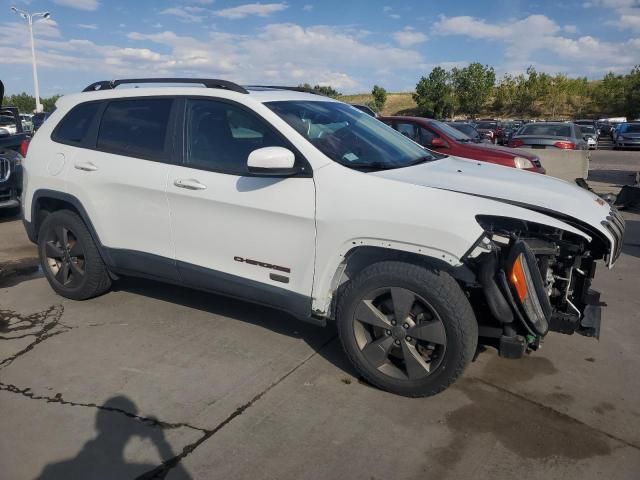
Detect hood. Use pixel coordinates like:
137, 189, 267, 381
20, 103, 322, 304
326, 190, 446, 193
371, 156, 611, 232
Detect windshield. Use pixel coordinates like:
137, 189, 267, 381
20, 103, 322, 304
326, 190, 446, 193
475, 121, 498, 129
622, 123, 640, 133
581, 125, 596, 134
0, 115, 16, 127
265, 101, 443, 170
519, 123, 572, 137
447, 123, 478, 138
431, 120, 471, 141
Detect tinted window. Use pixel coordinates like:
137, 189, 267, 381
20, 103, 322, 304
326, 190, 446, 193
185, 99, 290, 175
519, 123, 572, 138
420, 127, 435, 145
97, 98, 172, 159
53, 102, 100, 144
396, 122, 419, 142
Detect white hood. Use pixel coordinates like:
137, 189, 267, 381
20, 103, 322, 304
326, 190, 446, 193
371, 156, 612, 233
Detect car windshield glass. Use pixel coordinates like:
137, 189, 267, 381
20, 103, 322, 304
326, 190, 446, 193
0, 115, 15, 126
623, 124, 640, 133
448, 123, 477, 137
581, 125, 596, 134
476, 121, 497, 129
431, 120, 471, 141
265, 101, 444, 170
519, 123, 572, 137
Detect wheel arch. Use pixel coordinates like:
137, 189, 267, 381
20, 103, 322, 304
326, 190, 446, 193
30, 189, 110, 266
314, 244, 476, 320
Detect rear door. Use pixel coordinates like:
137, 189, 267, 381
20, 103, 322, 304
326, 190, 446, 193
62, 97, 178, 280
166, 97, 316, 315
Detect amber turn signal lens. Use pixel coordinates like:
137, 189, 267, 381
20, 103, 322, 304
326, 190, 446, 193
510, 255, 528, 302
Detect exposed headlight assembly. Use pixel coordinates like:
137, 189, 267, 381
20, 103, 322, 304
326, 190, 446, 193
507, 240, 552, 336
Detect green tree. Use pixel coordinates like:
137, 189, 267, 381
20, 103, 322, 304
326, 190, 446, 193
544, 74, 569, 118
5, 92, 36, 113
623, 65, 640, 119
450, 63, 495, 117
492, 74, 517, 114
593, 72, 626, 116
42, 95, 62, 112
3, 92, 61, 113
511, 66, 549, 116
299, 83, 341, 98
371, 85, 387, 112
413, 67, 456, 118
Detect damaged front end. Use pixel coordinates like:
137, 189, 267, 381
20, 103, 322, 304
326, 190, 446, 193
465, 212, 623, 359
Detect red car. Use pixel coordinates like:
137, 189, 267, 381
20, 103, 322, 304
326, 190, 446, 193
380, 116, 546, 174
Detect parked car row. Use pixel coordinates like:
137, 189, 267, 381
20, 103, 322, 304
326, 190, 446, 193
612, 122, 640, 149
379, 116, 545, 173
0, 81, 27, 210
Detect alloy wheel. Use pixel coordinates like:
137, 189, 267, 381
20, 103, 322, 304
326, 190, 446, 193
44, 225, 85, 287
353, 287, 447, 381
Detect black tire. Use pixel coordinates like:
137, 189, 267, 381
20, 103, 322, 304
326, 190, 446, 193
336, 261, 477, 397
38, 210, 111, 300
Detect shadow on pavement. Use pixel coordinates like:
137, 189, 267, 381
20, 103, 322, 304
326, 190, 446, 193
0, 207, 21, 224
113, 276, 350, 373
622, 219, 640, 259
588, 169, 637, 186
35, 395, 192, 480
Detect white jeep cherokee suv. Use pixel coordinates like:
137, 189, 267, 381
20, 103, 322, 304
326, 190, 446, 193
22, 78, 625, 397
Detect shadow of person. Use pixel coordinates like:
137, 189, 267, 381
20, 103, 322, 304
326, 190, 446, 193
36, 395, 192, 480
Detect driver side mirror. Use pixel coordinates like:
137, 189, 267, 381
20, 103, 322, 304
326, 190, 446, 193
247, 146, 298, 176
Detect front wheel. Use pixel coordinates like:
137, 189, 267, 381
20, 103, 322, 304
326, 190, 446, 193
336, 261, 478, 397
38, 210, 112, 300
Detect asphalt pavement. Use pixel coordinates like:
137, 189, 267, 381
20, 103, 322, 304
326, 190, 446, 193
1, 150, 639, 480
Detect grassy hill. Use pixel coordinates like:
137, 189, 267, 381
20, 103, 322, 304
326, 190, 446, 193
338, 92, 418, 116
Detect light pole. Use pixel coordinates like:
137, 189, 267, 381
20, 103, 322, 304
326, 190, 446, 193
11, 6, 51, 113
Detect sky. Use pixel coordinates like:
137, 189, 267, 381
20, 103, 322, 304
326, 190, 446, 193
1, 0, 639, 97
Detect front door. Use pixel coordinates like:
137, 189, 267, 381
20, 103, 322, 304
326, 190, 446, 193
166, 98, 316, 316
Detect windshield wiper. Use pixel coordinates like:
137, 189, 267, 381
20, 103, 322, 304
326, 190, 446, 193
344, 161, 396, 171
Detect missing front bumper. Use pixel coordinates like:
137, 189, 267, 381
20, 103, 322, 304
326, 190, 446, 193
549, 289, 604, 339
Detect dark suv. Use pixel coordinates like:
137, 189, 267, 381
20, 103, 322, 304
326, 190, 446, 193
0, 80, 27, 210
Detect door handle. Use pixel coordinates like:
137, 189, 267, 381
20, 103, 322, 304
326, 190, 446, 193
74, 161, 98, 172
173, 178, 207, 191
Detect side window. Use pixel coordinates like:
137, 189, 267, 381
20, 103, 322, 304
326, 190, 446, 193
185, 99, 289, 175
97, 98, 173, 159
419, 128, 435, 146
52, 102, 101, 145
395, 122, 419, 142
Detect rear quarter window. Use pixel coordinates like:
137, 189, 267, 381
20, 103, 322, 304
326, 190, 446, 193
52, 102, 101, 145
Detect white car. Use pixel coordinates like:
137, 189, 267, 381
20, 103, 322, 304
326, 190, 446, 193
22, 78, 625, 397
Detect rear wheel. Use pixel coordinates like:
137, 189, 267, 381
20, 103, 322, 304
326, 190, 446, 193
337, 261, 477, 397
38, 210, 111, 300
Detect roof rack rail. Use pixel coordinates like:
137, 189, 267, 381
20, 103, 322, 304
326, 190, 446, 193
82, 78, 249, 94
246, 85, 322, 95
